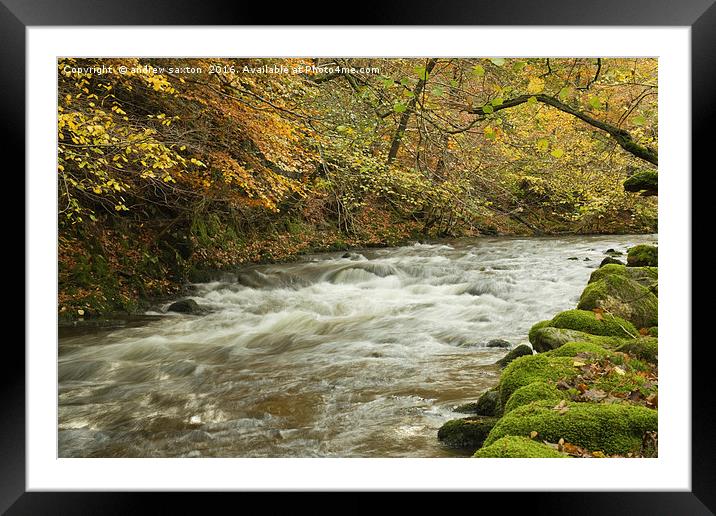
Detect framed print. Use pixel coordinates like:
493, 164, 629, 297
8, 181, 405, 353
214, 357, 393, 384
6, 0, 712, 512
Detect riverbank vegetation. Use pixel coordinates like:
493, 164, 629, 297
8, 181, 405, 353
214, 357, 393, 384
58, 57, 657, 316
438, 247, 658, 458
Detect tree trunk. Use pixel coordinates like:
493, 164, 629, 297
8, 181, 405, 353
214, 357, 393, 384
386, 59, 438, 166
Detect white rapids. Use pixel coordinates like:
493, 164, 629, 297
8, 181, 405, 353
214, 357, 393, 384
58, 234, 657, 457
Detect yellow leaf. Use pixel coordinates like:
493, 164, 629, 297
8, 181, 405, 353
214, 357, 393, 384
527, 77, 545, 94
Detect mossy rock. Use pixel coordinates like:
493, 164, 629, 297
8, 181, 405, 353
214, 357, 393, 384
473, 436, 568, 458
528, 320, 552, 344
578, 274, 658, 329
600, 256, 624, 267
167, 298, 203, 314
496, 344, 533, 368
498, 354, 578, 406
530, 327, 619, 353
545, 341, 615, 358
455, 389, 502, 416
550, 309, 637, 339
615, 337, 658, 364
437, 416, 498, 449
627, 245, 658, 267
484, 400, 658, 455
624, 169, 658, 196
503, 381, 567, 414
589, 264, 658, 291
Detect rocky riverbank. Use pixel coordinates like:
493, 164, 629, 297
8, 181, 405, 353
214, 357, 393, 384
438, 244, 659, 458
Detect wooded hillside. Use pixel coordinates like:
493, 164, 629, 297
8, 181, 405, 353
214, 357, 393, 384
58, 57, 658, 315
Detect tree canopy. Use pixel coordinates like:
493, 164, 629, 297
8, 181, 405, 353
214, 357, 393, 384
57, 57, 658, 314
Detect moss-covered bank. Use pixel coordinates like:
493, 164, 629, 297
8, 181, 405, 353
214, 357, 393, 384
439, 250, 659, 458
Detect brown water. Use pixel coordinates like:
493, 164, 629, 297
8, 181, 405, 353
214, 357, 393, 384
58, 234, 656, 457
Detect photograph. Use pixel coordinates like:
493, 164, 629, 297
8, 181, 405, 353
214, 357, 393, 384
57, 56, 659, 459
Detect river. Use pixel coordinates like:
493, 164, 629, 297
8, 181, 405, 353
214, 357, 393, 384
58, 234, 656, 457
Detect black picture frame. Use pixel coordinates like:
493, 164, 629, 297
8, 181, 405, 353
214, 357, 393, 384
6, 0, 711, 512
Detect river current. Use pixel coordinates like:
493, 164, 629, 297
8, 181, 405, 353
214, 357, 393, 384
58, 234, 656, 457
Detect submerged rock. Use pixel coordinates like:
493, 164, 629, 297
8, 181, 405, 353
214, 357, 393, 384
627, 244, 658, 267
495, 344, 533, 368
167, 299, 202, 314
437, 416, 498, 449
474, 435, 568, 458
487, 338, 511, 348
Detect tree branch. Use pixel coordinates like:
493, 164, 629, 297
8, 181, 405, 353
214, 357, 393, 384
467, 93, 658, 166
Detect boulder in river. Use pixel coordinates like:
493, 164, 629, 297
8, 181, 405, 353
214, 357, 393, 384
455, 389, 501, 417
437, 416, 498, 449
486, 338, 511, 348
167, 299, 203, 314
529, 327, 604, 353
600, 256, 624, 267
578, 271, 658, 329
548, 309, 637, 338
495, 344, 533, 368
626, 244, 658, 267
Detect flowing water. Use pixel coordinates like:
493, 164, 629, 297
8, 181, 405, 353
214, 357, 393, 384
58, 234, 656, 457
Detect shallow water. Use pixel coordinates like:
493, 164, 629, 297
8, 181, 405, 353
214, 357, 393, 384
58, 234, 656, 457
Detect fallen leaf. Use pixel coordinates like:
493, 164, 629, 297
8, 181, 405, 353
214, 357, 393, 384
530, 431, 538, 439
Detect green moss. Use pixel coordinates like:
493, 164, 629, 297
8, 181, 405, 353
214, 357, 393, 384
550, 309, 637, 338
455, 389, 502, 416
530, 327, 622, 353
594, 366, 657, 397
600, 256, 624, 267
528, 320, 551, 344
504, 381, 567, 414
615, 337, 658, 363
623, 170, 658, 195
495, 344, 533, 368
546, 341, 614, 358
577, 274, 658, 329
498, 354, 577, 406
473, 436, 568, 458
437, 416, 498, 449
627, 244, 658, 267
589, 264, 657, 290
648, 326, 658, 337
484, 400, 658, 455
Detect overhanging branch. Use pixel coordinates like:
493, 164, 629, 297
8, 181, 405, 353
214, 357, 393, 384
467, 93, 658, 166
